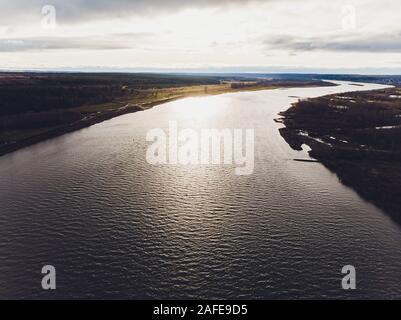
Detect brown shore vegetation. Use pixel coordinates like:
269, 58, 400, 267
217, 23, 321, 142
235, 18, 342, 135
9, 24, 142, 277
280, 87, 401, 224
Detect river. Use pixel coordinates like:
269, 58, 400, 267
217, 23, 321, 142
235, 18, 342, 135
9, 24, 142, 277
1, 81, 400, 299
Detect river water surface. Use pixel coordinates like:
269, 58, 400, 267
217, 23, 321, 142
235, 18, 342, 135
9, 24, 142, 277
1, 81, 401, 299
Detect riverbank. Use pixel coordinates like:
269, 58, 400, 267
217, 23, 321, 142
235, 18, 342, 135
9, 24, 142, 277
279, 86, 401, 224
0, 73, 333, 157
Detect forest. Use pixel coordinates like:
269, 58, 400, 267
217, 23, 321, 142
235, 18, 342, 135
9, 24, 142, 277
0, 73, 221, 117
280, 87, 401, 222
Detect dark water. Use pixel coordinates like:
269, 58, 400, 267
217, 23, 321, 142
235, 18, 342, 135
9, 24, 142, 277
1, 81, 401, 299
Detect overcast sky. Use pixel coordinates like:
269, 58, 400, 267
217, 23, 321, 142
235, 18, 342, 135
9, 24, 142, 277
0, 0, 401, 73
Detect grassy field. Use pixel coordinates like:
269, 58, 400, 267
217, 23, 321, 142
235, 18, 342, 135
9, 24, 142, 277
74, 83, 286, 113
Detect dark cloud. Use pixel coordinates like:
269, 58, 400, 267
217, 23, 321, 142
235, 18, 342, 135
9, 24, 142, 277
266, 33, 401, 53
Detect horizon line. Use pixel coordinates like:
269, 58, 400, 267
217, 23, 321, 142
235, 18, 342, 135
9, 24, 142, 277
1, 67, 401, 76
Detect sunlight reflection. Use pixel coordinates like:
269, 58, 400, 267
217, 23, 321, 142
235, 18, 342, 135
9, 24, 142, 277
167, 96, 226, 120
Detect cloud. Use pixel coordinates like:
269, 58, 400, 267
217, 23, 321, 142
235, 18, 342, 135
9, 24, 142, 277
1, 0, 400, 71
0, 33, 152, 52
0, 0, 267, 23
265, 32, 401, 53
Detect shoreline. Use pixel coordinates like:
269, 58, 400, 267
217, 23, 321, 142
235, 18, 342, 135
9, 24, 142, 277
0, 81, 334, 157
279, 86, 401, 225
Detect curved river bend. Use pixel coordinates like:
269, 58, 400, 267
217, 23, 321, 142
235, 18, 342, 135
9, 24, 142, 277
1, 81, 401, 299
